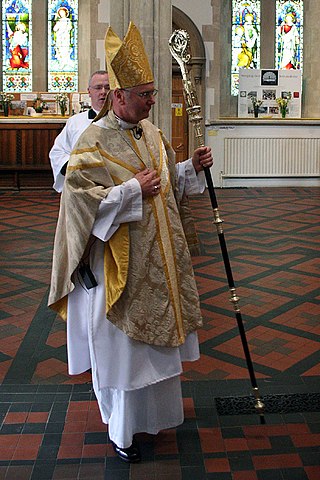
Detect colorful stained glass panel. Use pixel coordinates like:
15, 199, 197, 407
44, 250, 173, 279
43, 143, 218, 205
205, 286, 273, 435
275, 0, 303, 70
2, 0, 32, 92
231, 0, 261, 96
48, 0, 78, 92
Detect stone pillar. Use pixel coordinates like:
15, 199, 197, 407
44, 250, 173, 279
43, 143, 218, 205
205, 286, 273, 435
32, 0, 47, 92
215, 0, 231, 117
260, 0, 275, 69
210, 0, 222, 120
78, 1, 97, 91
108, 0, 172, 137
303, 0, 320, 118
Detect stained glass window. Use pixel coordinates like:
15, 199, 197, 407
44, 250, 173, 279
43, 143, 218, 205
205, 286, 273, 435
2, 0, 32, 92
48, 0, 78, 92
231, 0, 261, 96
275, 0, 303, 70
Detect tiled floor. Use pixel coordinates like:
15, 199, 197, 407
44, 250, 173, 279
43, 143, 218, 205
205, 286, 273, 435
0, 187, 319, 479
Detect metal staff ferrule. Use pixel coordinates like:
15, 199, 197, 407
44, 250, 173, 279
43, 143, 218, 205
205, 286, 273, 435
213, 208, 224, 234
229, 287, 240, 313
169, 28, 265, 424
253, 387, 265, 418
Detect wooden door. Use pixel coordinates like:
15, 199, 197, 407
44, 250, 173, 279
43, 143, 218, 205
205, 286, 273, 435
172, 75, 188, 163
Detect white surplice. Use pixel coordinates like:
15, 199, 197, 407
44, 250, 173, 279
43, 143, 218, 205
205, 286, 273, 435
67, 158, 205, 448
49, 110, 97, 192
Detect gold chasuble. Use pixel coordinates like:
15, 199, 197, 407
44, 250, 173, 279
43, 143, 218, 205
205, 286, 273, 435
48, 111, 203, 347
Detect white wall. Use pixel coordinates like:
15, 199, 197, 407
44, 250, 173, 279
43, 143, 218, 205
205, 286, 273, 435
172, 0, 212, 30
207, 121, 320, 188
172, 0, 214, 122
96, 0, 111, 68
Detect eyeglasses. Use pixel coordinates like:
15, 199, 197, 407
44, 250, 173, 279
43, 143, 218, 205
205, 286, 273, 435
89, 85, 110, 91
123, 89, 158, 99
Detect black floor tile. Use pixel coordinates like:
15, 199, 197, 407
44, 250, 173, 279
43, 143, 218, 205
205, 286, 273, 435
104, 469, 129, 480
48, 410, 67, 423
181, 465, 207, 479
22, 423, 46, 434
9, 403, 32, 412
30, 403, 52, 412
0, 189, 320, 480
228, 452, 254, 470
179, 452, 204, 466
281, 467, 308, 480
0, 423, 23, 434
300, 451, 320, 466
206, 473, 232, 480
36, 445, 59, 460
257, 470, 283, 480
176, 429, 202, 454
269, 435, 295, 452
30, 463, 56, 480
308, 422, 320, 434
221, 427, 244, 438
84, 432, 108, 445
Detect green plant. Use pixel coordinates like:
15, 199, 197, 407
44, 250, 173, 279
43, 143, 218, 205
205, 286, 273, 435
33, 95, 46, 113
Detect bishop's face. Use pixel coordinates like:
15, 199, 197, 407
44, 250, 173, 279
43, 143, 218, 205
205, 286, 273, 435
120, 83, 157, 124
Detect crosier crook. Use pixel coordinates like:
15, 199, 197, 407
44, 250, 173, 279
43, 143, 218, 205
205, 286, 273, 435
169, 29, 265, 424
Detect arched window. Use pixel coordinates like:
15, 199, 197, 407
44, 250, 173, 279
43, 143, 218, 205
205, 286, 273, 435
48, 0, 78, 92
2, 0, 32, 92
275, 0, 303, 70
231, 0, 261, 96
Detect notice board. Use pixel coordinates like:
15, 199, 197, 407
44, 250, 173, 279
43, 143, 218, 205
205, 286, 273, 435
238, 69, 302, 118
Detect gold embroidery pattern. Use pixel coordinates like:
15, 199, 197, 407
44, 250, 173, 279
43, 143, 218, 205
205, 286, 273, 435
149, 195, 185, 343
140, 130, 186, 343
106, 22, 154, 90
60, 117, 202, 346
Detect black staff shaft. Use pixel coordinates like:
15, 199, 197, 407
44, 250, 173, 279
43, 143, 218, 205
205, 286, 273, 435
168, 28, 265, 424
203, 143, 260, 391
205, 162, 265, 424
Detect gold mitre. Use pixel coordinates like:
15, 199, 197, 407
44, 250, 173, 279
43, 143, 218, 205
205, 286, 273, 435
105, 21, 154, 90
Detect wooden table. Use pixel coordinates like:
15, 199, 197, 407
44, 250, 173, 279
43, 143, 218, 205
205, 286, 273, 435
0, 116, 66, 189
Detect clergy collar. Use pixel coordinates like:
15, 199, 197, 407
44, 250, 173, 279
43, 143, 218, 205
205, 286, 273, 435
113, 112, 137, 130
88, 108, 97, 119
113, 112, 143, 139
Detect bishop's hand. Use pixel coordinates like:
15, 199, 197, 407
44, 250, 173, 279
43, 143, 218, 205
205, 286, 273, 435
135, 169, 161, 198
192, 146, 213, 174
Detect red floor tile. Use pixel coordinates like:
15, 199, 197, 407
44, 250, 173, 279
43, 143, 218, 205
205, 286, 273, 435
252, 453, 303, 469
0, 188, 319, 479
205, 457, 231, 472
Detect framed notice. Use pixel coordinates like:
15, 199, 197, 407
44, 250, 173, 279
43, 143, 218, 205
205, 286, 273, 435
238, 69, 302, 118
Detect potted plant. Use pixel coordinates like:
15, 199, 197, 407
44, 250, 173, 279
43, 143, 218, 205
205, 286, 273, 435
55, 92, 68, 116
0, 92, 14, 117
250, 96, 263, 118
33, 95, 46, 115
276, 93, 292, 119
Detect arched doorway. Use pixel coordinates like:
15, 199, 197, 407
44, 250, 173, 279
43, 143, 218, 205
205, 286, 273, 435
171, 7, 206, 162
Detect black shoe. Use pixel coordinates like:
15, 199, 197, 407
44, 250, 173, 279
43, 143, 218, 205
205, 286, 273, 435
111, 441, 141, 463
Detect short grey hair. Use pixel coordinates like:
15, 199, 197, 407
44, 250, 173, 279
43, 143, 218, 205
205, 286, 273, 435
88, 70, 108, 87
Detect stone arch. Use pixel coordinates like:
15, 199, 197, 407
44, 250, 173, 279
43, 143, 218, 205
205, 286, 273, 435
172, 6, 206, 153
172, 7, 206, 82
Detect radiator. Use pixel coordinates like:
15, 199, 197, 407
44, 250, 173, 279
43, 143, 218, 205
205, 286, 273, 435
223, 137, 320, 177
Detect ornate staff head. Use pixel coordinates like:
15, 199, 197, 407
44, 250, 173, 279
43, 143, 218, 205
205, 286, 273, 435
168, 29, 191, 71
168, 28, 203, 145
